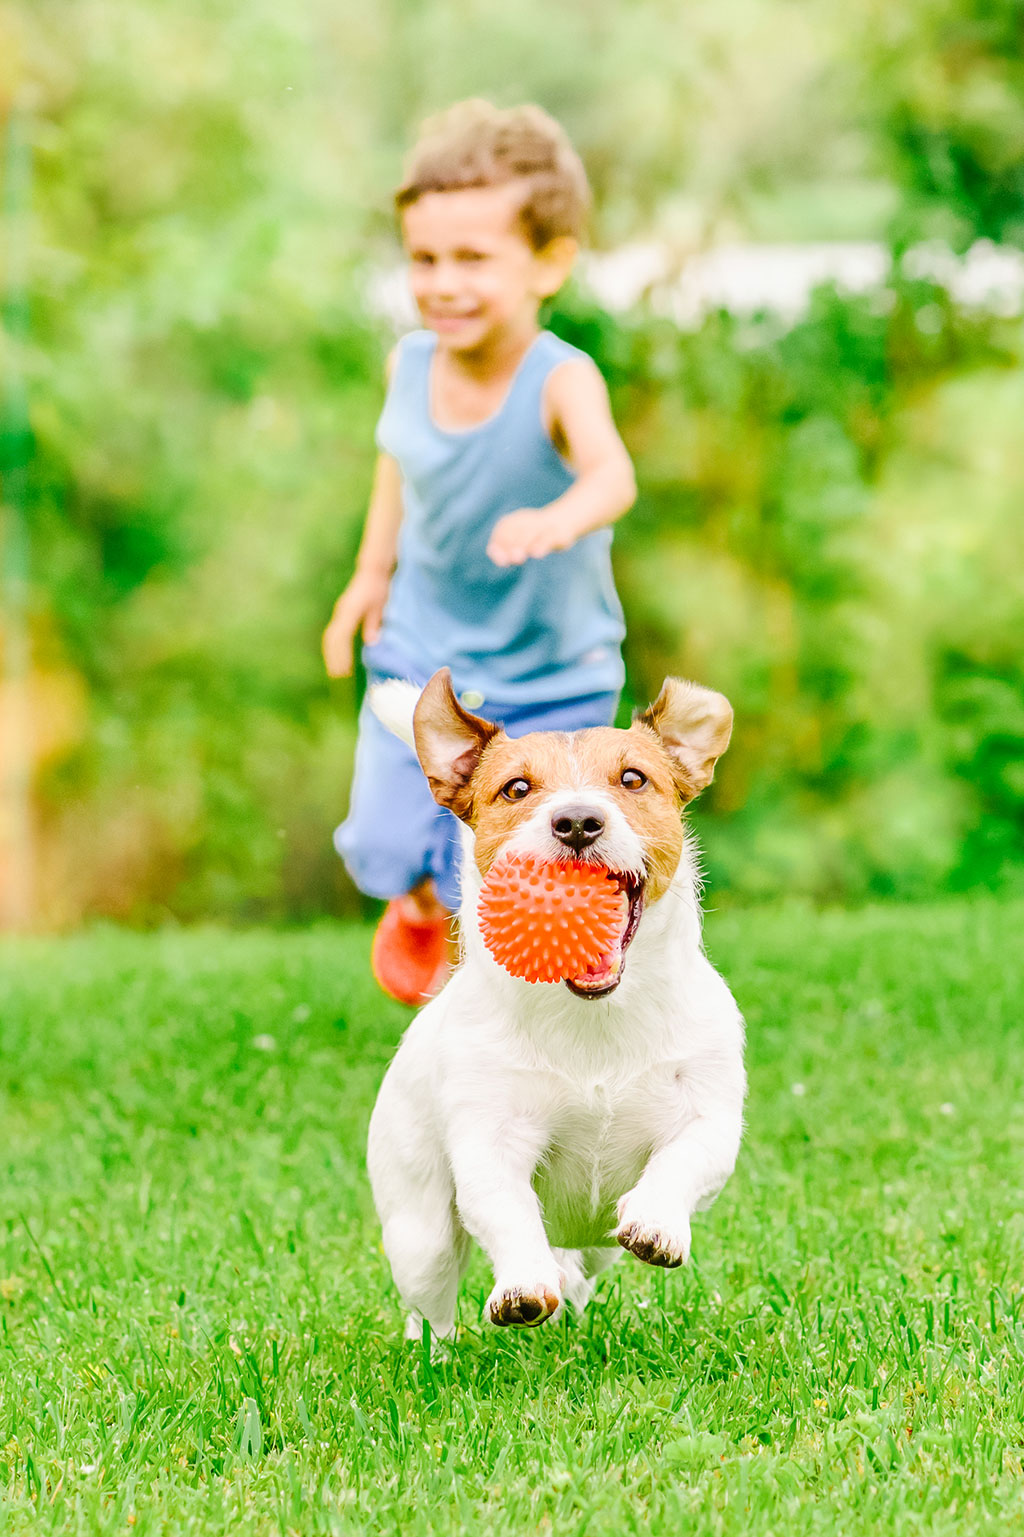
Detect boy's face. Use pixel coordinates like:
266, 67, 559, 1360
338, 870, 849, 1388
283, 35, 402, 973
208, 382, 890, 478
402, 183, 576, 355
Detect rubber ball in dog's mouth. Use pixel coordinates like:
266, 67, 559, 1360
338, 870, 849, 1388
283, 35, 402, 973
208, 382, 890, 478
477, 854, 645, 997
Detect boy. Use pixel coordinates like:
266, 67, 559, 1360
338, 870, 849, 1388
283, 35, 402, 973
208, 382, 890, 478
323, 99, 636, 1004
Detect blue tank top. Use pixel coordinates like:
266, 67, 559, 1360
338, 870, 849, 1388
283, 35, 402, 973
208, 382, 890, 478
363, 329, 625, 705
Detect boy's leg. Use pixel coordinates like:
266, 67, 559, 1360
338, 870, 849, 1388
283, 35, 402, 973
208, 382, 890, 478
404, 876, 448, 920
335, 695, 454, 1004
369, 892, 451, 1005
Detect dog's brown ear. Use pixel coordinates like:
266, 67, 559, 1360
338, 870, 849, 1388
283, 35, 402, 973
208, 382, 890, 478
637, 678, 733, 802
413, 669, 502, 822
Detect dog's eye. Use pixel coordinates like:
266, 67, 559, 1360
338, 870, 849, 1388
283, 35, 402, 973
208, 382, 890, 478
500, 778, 531, 802
621, 768, 648, 791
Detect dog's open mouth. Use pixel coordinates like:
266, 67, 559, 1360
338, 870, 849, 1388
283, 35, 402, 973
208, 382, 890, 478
565, 872, 645, 1001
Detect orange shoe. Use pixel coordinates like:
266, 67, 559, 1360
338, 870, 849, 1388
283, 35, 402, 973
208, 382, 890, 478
371, 899, 450, 1005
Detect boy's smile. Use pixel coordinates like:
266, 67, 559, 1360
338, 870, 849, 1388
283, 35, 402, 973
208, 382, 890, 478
402, 184, 576, 360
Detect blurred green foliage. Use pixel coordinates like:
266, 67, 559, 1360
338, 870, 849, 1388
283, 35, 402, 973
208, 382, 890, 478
865, 0, 1024, 250
553, 283, 1024, 900
2, 0, 1024, 921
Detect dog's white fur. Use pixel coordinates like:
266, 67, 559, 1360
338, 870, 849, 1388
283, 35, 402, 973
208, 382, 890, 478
366, 676, 745, 1338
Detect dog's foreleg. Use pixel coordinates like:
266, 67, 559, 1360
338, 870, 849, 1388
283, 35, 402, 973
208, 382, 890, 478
615, 1098, 743, 1268
447, 1116, 564, 1327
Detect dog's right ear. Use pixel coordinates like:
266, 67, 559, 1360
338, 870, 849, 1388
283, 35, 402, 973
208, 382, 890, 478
637, 677, 733, 802
413, 669, 502, 822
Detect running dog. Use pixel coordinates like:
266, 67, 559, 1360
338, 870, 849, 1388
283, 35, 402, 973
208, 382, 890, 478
367, 668, 745, 1338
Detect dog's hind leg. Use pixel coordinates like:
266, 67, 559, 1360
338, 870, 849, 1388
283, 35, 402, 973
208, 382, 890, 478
369, 1038, 472, 1339
550, 1248, 592, 1315
552, 1246, 621, 1316
384, 1205, 470, 1342
371, 1105, 469, 1338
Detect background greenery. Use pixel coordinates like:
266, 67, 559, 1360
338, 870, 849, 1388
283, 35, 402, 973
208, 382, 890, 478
2, 0, 1024, 922
2, 13, 1023, 1532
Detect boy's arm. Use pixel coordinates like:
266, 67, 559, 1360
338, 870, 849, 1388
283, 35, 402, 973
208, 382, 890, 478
487, 359, 636, 567
322, 452, 404, 678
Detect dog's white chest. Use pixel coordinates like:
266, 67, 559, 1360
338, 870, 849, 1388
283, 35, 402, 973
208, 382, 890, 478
533, 1062, 689, 1248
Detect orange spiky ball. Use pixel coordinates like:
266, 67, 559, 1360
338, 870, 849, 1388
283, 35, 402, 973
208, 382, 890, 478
477, 854, 624, 983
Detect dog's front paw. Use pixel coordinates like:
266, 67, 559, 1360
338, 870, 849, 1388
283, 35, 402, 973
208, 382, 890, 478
486, 1279, 562, 1327
615, 1198, 691, 1268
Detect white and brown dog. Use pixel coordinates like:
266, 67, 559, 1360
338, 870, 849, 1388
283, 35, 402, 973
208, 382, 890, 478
367, 669, 745, 1339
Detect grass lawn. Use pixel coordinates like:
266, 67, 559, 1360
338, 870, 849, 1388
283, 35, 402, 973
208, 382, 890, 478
0, 897, 1022, 1534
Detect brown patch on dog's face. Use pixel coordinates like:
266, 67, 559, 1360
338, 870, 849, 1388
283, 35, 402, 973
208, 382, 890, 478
469, 726, 686, 902
602, 726, 688, 902
413, 669, 733, 908
470, 733, 587, 874
413, 670, 733, 998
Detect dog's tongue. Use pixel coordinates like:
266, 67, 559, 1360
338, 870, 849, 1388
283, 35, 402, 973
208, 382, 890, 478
570, 889, 630, 991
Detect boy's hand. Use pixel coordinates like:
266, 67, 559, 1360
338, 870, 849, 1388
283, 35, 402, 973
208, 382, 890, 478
322, 569, 390, 677
487, 508, 576, 568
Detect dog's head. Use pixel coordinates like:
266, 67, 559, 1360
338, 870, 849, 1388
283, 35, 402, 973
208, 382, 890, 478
412, 670, 733, 1000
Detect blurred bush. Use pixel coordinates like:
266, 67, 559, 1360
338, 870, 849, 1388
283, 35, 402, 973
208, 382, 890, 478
2, 0, 1023, 921
552, 281, 1024, 902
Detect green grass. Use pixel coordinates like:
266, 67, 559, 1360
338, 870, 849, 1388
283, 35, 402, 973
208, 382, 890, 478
1, 898, 1023, 1535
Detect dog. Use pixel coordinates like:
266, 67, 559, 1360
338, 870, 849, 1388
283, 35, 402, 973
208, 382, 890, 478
367, 668, 745, 1338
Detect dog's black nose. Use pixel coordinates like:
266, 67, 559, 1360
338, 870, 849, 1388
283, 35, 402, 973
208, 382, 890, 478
551, 807, 605, 852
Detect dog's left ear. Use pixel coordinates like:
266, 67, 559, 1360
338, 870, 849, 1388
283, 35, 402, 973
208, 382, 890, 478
413, 668, 502, 822
638, 678, 733, 802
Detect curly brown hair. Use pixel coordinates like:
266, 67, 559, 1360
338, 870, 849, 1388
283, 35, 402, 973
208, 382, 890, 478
396, 99, 590, 249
